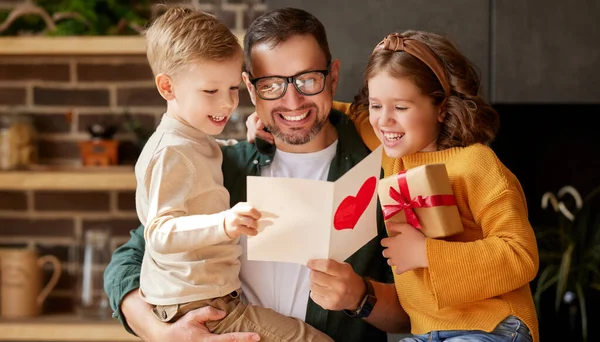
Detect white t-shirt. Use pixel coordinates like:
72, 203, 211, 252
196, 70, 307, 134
239, 140, 339, 320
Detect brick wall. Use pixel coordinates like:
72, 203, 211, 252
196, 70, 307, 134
0, 189, 140, 313
0, 0, 266, 314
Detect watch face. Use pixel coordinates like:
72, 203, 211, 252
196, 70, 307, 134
362, 294, 377, 317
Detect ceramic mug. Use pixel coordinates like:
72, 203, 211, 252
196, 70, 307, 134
0, 248, 62, 318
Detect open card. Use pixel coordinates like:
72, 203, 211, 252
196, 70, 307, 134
246, 146, 383, 265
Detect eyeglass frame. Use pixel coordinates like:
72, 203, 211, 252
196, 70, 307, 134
248, 64, 331, 101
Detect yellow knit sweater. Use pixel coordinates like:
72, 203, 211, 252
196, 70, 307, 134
333, 101, 540, 342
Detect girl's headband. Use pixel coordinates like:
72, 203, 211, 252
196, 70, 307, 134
373, 33, 451, 97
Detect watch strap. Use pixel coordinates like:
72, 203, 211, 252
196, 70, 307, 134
343, 277, 376, 318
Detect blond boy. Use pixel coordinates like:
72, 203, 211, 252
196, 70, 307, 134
135, 7, 332, 341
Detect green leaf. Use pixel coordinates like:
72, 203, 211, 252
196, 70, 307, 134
576, 283, 588, 342
556, 243, 574, 312
535, 265, 559, 315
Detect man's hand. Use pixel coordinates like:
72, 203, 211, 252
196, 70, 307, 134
245, 112, 274, 144
224, 202, 261, 239
306, 259, 365, 311
380, 222, 428, 275
120, 290, 260, 342
159, 306, 261, 342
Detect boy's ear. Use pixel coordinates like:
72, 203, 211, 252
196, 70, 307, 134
329, 59, 341, 97
242, 71, 256, 106
156, 73, 175, 101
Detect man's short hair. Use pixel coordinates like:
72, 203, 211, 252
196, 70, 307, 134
144, 7, 241, 76
243, 7, 332, 74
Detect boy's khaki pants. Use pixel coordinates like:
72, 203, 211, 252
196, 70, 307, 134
152, 290, 333, 342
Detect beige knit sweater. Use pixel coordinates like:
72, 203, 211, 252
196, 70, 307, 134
136, 114, 241, 306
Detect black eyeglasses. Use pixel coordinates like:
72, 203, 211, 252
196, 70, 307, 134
249, 65, 331, 100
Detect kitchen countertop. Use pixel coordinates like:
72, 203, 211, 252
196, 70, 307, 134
0, 314, 139, 341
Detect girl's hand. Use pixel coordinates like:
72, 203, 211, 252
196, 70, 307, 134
246, 112, 275, 144
381, 222, 428, 275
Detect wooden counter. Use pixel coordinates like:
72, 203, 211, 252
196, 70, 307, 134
0, 314, 139, 341
0, 32, 245, 55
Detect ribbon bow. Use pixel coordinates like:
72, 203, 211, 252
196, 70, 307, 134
382, 171, 457, 229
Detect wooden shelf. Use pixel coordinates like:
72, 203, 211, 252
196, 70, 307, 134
0, 166, 136, 190
0, 32, 245, 55
0, 314, 139, 341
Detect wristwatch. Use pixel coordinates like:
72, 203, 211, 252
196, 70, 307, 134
343, 277, 377, 318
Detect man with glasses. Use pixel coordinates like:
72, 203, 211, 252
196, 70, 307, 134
104, 7, 409, 342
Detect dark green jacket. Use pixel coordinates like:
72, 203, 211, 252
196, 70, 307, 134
103, 109, 393, 342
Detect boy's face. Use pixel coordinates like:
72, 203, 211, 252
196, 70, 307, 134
243, 35, 340, 146
368, 72, 444, 159
169, 56, 243, 136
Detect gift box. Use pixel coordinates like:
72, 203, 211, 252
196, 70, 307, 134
377, 163, 463, 238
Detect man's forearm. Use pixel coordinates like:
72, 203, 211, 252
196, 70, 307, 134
365, 282, 410, 333
121, 289, 160, 341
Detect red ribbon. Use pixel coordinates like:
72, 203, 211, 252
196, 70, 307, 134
382, 171, 457, 229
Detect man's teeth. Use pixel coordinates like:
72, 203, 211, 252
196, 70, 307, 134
209, 115, 226, 122
383, 132, 405, 141
281, 111, 309, 121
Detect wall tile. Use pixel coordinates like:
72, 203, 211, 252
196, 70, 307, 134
0, 218, 74, 236
77, 63, 153, 82
0, 64, 70, 82
0, 87, 26, 105
31, 113, 71, 133
37, 140, 80, 160
117, 87, 165, 107
117, 191, 136, 211
35, 191, 110, 212
34, 87, 110, 107
0, 190, 27, 210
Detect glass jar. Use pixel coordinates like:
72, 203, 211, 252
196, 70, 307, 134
0, 114, 38, 170
73, 227, 112, 319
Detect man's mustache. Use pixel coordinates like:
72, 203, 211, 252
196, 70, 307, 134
271, 103, 317, 114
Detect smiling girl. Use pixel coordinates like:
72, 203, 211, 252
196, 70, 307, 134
348, 31, 539, 342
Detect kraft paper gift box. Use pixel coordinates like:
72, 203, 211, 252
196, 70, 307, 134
377, 163, 463, 238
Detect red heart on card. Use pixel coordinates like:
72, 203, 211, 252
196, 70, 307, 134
333, 176, 377, 230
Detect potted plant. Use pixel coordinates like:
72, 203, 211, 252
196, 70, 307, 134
534, 185, 600, 341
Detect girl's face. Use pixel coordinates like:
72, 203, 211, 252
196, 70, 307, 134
368, 71, 444, 159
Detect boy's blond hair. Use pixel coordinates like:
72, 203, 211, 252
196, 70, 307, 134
144, 7, 241, 76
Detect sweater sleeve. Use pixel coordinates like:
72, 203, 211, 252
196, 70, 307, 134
426, 152, 539, 309
143, 148, 232, 254
103, 225, 145, 335
333, 101, 382, 152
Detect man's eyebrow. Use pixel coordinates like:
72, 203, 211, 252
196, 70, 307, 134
255, 66, 325, 78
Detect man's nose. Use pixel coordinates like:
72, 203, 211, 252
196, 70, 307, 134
280, 82, 304, 108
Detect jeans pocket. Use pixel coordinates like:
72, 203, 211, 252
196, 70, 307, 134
492, 316, 533, 342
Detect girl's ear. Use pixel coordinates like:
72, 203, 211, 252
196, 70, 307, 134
437, 104, 446, 123
156, 73, 175, 101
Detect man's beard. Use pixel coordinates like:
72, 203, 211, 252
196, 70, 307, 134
266, 105, 328, 145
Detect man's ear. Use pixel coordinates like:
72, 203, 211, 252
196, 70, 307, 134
329, 59, 341, 97
156, 73, 175, 101
242, 71, 256, 106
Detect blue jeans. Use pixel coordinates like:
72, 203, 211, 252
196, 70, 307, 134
399, 316, 533, 342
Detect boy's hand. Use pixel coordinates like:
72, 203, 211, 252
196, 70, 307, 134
224, 202, 261, 239
246, 112, 275, 144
